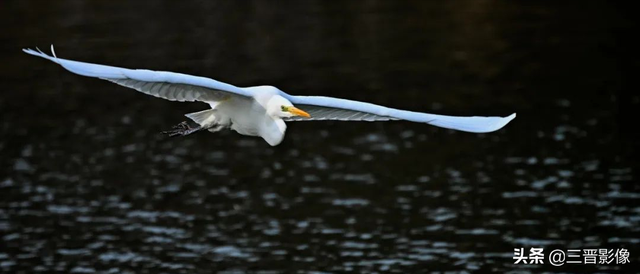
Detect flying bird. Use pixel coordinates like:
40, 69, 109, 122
24, 46, 515, 146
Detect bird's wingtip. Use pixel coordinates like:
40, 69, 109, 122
497, 113, 517, 129
488, 112, 516, 132
23, 45, 60, 63
479, 113, 517, 133
50, 44, 57, 58
22, 47, 42, 56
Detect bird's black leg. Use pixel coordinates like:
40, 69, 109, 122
162, 121, 204, 137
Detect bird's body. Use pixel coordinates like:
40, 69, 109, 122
24, 46, 516, 146
213, 90, 288, 146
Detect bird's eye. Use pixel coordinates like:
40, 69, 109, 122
281, 106, 288, 112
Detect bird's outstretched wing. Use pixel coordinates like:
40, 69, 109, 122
283, 95, 516, 133
23, 46, 252, 102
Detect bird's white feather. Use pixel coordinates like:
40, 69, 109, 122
22, 46, 253, 101
283, 95, 516, 133
107, 79, 233, 102
185, 109, 218, 128
284, 104, 397, 122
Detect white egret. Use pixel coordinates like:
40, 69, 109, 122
23, 46, 515, 146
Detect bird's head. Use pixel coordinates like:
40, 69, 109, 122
267, 95, 311, 119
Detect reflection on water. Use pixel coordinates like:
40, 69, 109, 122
1, 1, 639, 272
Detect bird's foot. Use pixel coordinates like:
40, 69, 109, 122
162, 121, 202, 137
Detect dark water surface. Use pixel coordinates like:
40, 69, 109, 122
1, 1, 639, 273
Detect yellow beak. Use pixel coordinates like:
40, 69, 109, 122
288, 106, 311, 118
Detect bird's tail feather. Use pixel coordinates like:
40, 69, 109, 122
185, 109, 218, 128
